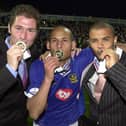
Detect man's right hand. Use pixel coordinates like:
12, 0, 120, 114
101, 49, 119, 69
39, 51, 50, 61
7, 45, 24, 71
43, 55, 60, 82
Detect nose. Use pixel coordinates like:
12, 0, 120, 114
97, 41, 104, 48
57, 40, 62, 48
20, 30, 27, 40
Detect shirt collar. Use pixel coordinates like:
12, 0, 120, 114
55, 59, 71, 76
5, 36, 11, 48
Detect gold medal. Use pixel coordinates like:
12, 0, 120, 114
16, 41, 26, 52
55, 50, 63, 60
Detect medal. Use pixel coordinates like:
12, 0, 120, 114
55, 50, 63, 60
16, 41, 26, 52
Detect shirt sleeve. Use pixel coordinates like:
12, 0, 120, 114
74, 47, 94, 72
105, 62, 126, 101
25, 59, 45, 98
6, 64, 17, 78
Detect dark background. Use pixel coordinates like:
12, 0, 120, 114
0, 0, 125, 19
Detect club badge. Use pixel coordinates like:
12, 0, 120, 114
68, 73, 78, 83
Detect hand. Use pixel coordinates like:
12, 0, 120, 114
43, 56, 60, 82
71, 48, 82, 58
39, 51, 50, 60
7, 45, 23, 71
101, 49, 119, 69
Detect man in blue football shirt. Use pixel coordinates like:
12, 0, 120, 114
25, 26, 94, 126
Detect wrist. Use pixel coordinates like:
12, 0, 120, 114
44, 76, 53, 84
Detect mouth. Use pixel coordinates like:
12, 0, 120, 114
97, 49, 103, 55
96, 50, 104, 60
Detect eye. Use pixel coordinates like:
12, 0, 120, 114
28, 29, 37, 33
62, 39, 68, 43
50, 39, 58, 43
15, 26, 22, 31
103, 38, 109, 42
89, 39, 97, 43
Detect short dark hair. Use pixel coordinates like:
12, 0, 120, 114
9, 4, 40, 30
89, 21, 115, 36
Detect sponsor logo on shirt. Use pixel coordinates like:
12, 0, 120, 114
55, 89, 73, 101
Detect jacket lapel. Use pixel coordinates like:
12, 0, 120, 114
82, 64, 96, 101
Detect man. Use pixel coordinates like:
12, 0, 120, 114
25, 26, 94, 126
0, 4, 40, 126
80, 21, 126, 126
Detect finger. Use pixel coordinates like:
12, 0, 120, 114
76, 48, 82, 56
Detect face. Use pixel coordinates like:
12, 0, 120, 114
47, 28, 74, 62
89, 28, 117, 60
8, 15, 38, 49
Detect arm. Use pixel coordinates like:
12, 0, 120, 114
27, 56, 59, 120
101, 48, 126, 100
0, 44, 23, 98
0, 67, 17, 99
74, 47, 94, 71
105, 62, 126, 101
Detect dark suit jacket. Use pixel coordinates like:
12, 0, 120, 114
0, 40, 37, 126
81, 51, 126, 126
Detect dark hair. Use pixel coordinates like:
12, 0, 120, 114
9, 4, 40, 30
89, 21, 115, 36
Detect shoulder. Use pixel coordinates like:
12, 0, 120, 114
31, 59, 43, 66
81, 47, 94, 55
76, 47, 94, 61
30, 59, 44, 71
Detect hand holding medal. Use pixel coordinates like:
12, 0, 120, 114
16, 41, 27, 52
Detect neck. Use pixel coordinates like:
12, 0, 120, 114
59, 58, 70, 66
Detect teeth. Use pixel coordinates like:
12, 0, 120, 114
16, 41, 26, 52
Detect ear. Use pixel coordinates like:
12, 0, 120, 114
46, 40, 51, 50
8, 24, 11, 34
114, 36, 118, 45
72, 40, 77, 50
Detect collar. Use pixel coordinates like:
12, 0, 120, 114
5, 36, 11, 48
55, 59, 71, 76
89, 72, 99, 86
116, 47, 123, 59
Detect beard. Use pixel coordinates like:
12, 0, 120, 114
95, 49, 104, 61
